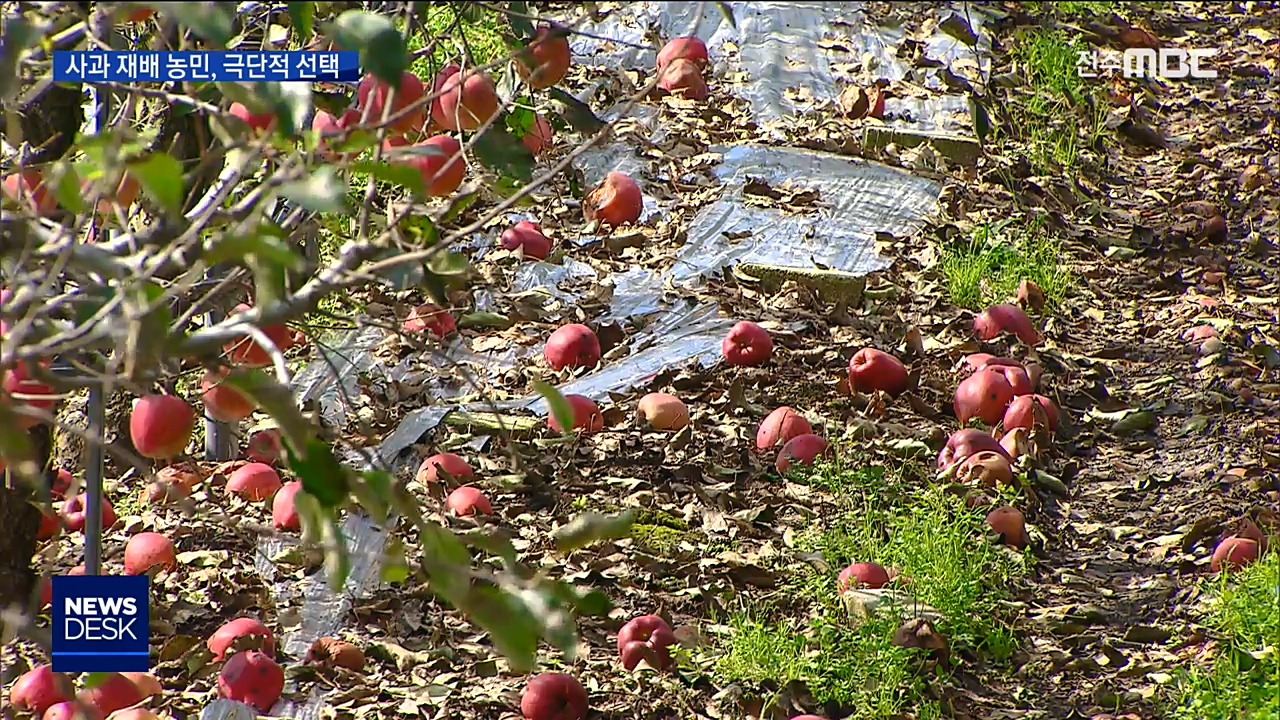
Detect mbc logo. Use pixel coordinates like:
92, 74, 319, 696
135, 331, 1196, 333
1125, 48, 1218, 80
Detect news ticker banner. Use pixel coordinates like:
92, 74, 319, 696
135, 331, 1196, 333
52, 575, 151, 673
53, 50, 361, 83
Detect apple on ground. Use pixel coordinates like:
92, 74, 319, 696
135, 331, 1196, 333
501, 221, 553, 260
974, 303, 1042, 346
837, 561, 889, 591
722, 321, 772, 366
755, 406, 811, 450
547, 394, 605, 433
61, 494, 117, 533
637, 393, 689, 431
956, 450, 1014, 488
657, 59, 708, 101
416, 452, 474, 484
1210, 535, 1260, 573
123, 532, 177, 575
1002, 394, 1059, 433
246, 429, 285, 465
954, 368, 1016, 426
986, 506, 1028, 549
617, 614, 677, 671
520, 673, 588, 720
7, 665, 71, 715
775, 434, 828, 473
657, 37, 709, 70
544, 324, 601, 371
583, 172, 643, 226
217, 651, 284, 713
227, 462, 282, 502
77, 673, 142, 717
271, 481, 304, 531
208, 617, 276, 661
936, 428, 1011, 471
402, 302, 457, 338
445, 486, 492, 516
847, 348, 909, 396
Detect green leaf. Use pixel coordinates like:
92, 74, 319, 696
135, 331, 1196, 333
293, 487, 325, 545
969, 93, 992, 147
380, 537, 411, 584
418, 522, 471, 605
547, 87, 605, 134
461, 583, 540, 673
554, 510, 636, 551
204, 224, 306, 270
471, 124, 535, 184
371, 249, 425, 291
279, 166, 347, 213
286, 437, 351, 508
46, 163, 84, 215
287, 2, 314, 39
220, 370, 311, 452
73, 286, 115, 327
1111, 410, 1156, 436
258, 81, 313, 136
715, 2, 737, 29
457, 311, 512, 330
82, 672, 112, 690
327, 10, 407, 85
573, 589, 612, 616
320, 509, 350, 592
127, 154, 185, 216
425, 250, 470, 277
351, 469, 395, 524
457, 528, 518, 566
532, 380, 574, 436
154, 2, 234, 46
350, 160, 425, 197
505, 105, 536, 139
506, 2, 534, 42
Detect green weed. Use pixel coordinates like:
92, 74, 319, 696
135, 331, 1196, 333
940, 216, 1072, 311
1169, 552, 1280, 720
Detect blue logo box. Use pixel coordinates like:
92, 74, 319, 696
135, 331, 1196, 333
52, 576, 150, 673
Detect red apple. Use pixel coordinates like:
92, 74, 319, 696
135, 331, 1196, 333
516, 25, 572, 89
432, 68, 500, 132
1002, 394, 1059, 433
201, 369, 257, 423
1210, 535, 1260, 573
974, 303, 1042, 346
228, 103, 275, 133
42, 701, 102, 720
986, 506, 1028, 549
617, 614, 676, 671
247, 428, 285, 465
657, 37, 709, 70
52, 468, 74, 498
837, 561, 889, 590
2, 170, 58, 217
756, 406, 812, 450
402, 303, 457, 338
521, 114, 554, 156
217, 651, 284, 713
445, 485, 491, 516
222, 303, 296, 368
130, 394, 194, 459
271, 481, 303, 531
3, 362, 59, 428
357, 71, 427, 135
123, 532, 177, 575
616, 614, 674, 653
61, 494, 117, 533
544, 323, 601, 371
954, 367, 1016, 426
208, 617, 276, 662
583, 172, 643, 226
415, 452, 474, 484
501, 220, 553, 260
657, 58, 708, 101
77, 673, 143, 718
776, 434, 828, 473
637, 392, 690, 431
227, 462, 282, 502
937, 429, 1011, 471
7, 665, 70, 715
547, 394, 604, 433
847, 348, 909, 396
520, 673, 588, 720
722, 321, 772, 366
406, 135, 466, 196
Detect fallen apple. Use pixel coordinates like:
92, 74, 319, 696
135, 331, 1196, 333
8, 664, 70, 715
1016, 279, 1045, 312
986, 506, 1027, 550
657, 58, 708, 101
544, 323, 601, 371
1002, 394, 1059, 433
999, 428, 1030, 460
756, 406, 812, 450
402, 303, 457, 338
246, 429, 285, 465
208, 617, 276, 662
501, 220, 553, 260
357, 71, 427, 134
515, 25, 572, 89
616, 614, 676, 655
123, 532, 176, 575
1210, 535, 1260, 573
637, 392, 690, 431
77, 673, 142, 718
776, 434, 828, 473
583, 171, 643, 226
446, 485, 492, 516
837, 561, 889, 590
43, 702, 102, 720
117, 673, 162, 701
217, 651, 284, 713
956, 450, 1015, 488
227, 462, 282, 502
722, 321, 772, 367
657, 36, 709, 70
61, 494, 117, 533
271, 481, 303, 531
305, 637, 366, 671
520, 673, 588, 720
937, 428, 1011, 471
974, 303, 1042, 346
848, 348, 909, 396
416, 452, 474, 484
130, 394, 195, 459
954, 367, 1016, 426
547, 394, 604, 433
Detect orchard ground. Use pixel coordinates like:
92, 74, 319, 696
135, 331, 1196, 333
4, 2, 1279, 720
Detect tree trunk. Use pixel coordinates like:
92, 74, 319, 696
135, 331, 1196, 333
0, 425, 55, 633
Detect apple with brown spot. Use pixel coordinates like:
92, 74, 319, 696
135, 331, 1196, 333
722, 321, 772, 367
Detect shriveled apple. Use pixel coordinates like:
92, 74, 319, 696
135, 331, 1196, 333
583, 171, 643, 226
305, 637, 366, 671
756, 406, 812, 450
402, 303, 457, 338
956, 450, 1015, 488
637, 393, 689, 431
974, 303, 1042, 346
776, 434, 828, 473
954, 367, 1016, 426
547, 394, 604, 433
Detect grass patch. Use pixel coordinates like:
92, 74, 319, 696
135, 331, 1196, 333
1024, 1, 1118, 18
1005, 29, 1106, 175
406, 5, 508, 81
709, 460, 1025, 717
1168, 552, 1280, 720
939, 216, 1072, 311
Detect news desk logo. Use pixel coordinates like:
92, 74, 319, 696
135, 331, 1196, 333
52, 576, 150, 673
1077, 48, 1219, 80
